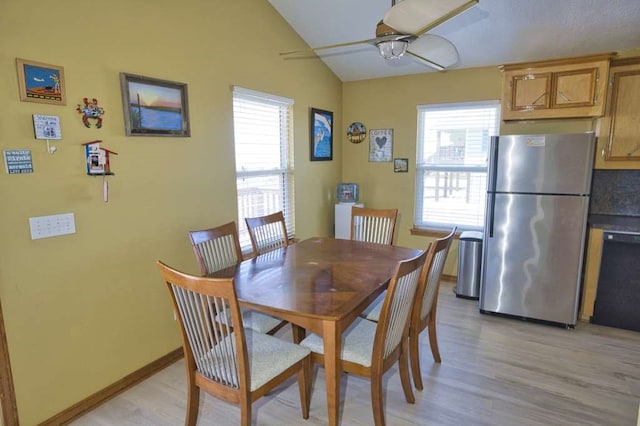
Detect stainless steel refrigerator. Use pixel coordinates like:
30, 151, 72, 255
479, 133, 595, 327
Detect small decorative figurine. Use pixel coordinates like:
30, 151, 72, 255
77, 98, 105, 128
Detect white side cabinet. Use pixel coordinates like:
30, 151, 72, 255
334, 203, 363, 239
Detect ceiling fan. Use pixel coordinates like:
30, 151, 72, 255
280, 0, 478, 71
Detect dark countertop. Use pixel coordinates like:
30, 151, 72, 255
588, 214, 640, 233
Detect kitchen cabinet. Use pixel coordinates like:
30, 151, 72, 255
579, 227, 603, 321
596, 57, 640, 168
500, 53, 614, 121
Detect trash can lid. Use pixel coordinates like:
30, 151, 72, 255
459, 231, 483, 241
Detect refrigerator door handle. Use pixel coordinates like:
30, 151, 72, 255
488, 192, 495, 238
487, 137, 499, 238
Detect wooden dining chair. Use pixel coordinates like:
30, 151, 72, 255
245, 211, 289, 256
157, 261, 311, 426
300, 250, 427, 426
362, 227, 456, 391
188, 221, 286, 335
408, 227, 456, 390
350, 207, 398, 245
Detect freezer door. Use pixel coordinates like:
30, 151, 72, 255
492, 133, 595, 195
480, 193, 589, 325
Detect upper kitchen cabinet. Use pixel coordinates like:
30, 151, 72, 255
500, 53, 615, 121
596, 57, 640, 168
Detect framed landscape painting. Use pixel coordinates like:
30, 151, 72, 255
120, 73, 190, 137
310, 107, 333, 161
16, 58, 66, 105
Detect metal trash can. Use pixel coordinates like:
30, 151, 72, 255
456, 231, 483, 299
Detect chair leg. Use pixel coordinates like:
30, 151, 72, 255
428, 313, 442, 363
240, 397, 252, 426
371, 374, 386, 426
399, 339, 415, 404
297, 357, 312, 419
409, 327, 423, 391
185, 377, 200, 426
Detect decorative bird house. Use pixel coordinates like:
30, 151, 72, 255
81, 140, 117, 175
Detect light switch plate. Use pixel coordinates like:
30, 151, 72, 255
29, 213, 76, 240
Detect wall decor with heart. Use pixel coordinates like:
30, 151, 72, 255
369, 128, 393, 162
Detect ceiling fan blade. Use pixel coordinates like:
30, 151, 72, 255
383, 0, 478, 36
406, 34, 459, 70
280, 38, 376, 56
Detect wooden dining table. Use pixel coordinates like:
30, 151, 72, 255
210, 237, 423, 426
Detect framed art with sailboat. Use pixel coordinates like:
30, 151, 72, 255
120, 73, 190, 137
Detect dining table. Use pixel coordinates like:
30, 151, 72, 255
209, 236, 423, 426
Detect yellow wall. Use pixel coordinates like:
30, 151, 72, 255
0, 1, 342, 424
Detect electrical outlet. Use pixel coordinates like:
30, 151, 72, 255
29, 213, 76, 240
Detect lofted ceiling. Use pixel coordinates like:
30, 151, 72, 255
268, 0, 640, 82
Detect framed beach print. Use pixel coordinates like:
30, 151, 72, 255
369, 128, 393, 162
119, 73, 190, 137
310, 107, 333, 161
16, 58, 66, 105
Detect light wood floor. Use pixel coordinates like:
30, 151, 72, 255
72, 282, 640, 426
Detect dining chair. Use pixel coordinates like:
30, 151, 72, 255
408, 227, 456, 389
245, 211, 289, 256
350, 206, 398, 245
156, 261, 311, 426
300, 250, 427, 426
188, 221, 286, 335
362, 227, 455, 391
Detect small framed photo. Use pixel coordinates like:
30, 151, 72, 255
16, 58, 66, 105
310, 108, 333, 161
120, 72, 190, 137
369, 129, 393, 162
394, 158, 409, 173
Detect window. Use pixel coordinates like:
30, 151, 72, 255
415, 100, 500, 231
232, 86, 294, 251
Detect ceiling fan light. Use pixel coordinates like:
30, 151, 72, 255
376, 40, 408, 59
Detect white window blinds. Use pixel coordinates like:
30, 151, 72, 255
415, 100, 500, 231
232, 86, 295, 251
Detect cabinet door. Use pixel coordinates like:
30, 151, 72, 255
604, 69, 640, 160
551, 68, 598, 108
509, 72, 551, 111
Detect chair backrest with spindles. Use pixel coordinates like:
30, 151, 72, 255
372, 251, 427, 361
350, 207, 398, 245
245, 211, 289, 256
188, 221, 243, 275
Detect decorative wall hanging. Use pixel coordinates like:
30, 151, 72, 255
81, 140, 117, 175
32, 114, 61, 154
120, 73, 190, 137
347, 122, 367, 144
394, 158, 409, 172
16, 58, 66, 105
77, 98, 105, 128
310, 107, 333, 161
4, 150, 33, 174
369, 129, 393, 162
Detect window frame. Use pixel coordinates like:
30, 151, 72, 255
414, 100, 500, 232
232, 86, 295, 253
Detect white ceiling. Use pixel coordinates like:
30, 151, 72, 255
268, 0, 640, 82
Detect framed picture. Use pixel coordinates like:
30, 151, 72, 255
16, 58, 66, 105
119, 72, 190, 137
369, 129, 393, 162
310, 107, 333, 161
394, 158, 409, 173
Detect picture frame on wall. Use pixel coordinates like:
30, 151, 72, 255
16, 58, 66, 105
119, 72, 190, 137
369, 128, 393, 162
310, 107, 333, 161
394, 158, 409, 173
